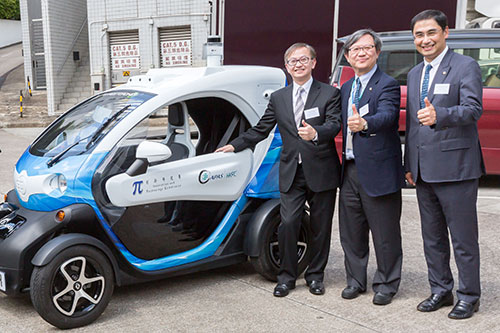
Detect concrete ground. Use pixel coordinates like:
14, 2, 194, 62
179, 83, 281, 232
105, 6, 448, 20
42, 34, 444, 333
0, 127, 499, 332
0, 44, 53, 128
0, 43, 23, 78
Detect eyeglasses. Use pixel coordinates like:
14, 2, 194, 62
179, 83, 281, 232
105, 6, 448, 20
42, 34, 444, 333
348, 45, 375, 55
286, 56, 311, 66
413, 28, 442, 40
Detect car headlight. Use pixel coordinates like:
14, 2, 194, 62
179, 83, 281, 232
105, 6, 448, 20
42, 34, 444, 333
47, 174, 67, 196
57, 174, 68, 193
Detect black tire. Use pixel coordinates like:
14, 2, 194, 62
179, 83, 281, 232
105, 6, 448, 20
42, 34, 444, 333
30, 245, 114, 329
250, 210, 311, 281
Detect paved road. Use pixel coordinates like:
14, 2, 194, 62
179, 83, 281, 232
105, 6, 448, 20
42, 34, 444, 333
0, 128, 499, 332
0, 43, 23, 77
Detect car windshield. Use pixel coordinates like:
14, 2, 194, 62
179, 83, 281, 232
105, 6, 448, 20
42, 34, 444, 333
30, 90, 155, 158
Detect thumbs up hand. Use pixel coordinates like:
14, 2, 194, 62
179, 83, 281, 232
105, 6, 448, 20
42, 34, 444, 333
298, 120, 317, 141
348, 104, 366, 132
417, 97, 436, 126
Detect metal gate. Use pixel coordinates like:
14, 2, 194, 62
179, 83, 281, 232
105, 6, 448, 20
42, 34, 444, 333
159, 26, 192, 67
31, 18, 46, 89
109, 30, 140, 86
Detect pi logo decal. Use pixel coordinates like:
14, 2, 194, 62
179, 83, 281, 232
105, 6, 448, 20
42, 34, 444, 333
132, 181, 143, 195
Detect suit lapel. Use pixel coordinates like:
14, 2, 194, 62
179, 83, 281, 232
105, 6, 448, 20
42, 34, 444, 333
428, 49, 453, 103
304, 79, 321, 110
358, 67, 382, 109
411, 62, 424, 111
281, 85, 296, 129
341, 78, 354, 137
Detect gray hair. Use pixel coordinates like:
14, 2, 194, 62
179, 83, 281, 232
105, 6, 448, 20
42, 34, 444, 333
284, 43, 317, 64
343, 29, 382, 55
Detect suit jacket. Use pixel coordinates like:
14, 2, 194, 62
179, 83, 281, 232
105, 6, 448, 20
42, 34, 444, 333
230, 79, 341, 193
341, 67, 405, 197
405, 49, 485, 183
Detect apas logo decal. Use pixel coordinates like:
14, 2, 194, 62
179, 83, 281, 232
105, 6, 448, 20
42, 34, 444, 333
199, 170, 210, 184
198, 169, 238, 184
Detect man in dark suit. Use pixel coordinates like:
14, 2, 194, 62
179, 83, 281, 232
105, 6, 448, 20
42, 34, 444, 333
216, 43, 341, 297
405, 9, 484, 319
338, 29, 404, 306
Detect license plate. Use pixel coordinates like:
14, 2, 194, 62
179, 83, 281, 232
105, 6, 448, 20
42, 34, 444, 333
0, 271, 5, 292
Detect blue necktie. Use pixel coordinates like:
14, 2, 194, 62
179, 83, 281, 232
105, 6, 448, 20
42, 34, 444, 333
353, 78, 361, 110
420, 64, 432, 108
349, 78, 361, 119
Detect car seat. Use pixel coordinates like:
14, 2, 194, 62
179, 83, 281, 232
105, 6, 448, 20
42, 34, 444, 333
484, 65, 500, 87
164, 102, 196, 161
158, 102, 197, 225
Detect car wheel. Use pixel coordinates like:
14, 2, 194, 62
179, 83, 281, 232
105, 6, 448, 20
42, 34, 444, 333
30, 245, 114, 329
251, 210, 311, 281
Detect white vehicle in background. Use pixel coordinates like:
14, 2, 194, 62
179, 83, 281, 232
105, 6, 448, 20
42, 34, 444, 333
466, 16, 500, 28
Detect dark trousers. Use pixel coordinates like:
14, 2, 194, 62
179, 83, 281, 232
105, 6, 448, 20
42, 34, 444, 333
339, 160, 402, 295
278, 165, 336, 285
416, 177, 480, 303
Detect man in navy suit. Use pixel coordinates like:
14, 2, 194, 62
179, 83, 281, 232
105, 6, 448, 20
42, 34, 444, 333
217, 43, 341, 297
338, 29, 405, 306
405, 9, 484, 319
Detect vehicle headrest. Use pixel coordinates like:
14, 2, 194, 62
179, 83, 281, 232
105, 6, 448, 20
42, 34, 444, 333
168, 103, 184, 126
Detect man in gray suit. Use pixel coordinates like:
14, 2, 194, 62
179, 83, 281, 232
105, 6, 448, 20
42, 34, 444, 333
405, 9, 484, 319
217, 43, 341, 297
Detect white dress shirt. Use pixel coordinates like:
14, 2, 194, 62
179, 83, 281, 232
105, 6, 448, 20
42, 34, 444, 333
420, 46, 449, 93
346, 64, 378, 160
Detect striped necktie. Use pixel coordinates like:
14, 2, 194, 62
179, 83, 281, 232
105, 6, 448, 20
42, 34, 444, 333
420, 64, 432, 108
294, 87, 305, 128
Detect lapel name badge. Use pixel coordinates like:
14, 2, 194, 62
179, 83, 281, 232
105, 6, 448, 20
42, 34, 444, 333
434, 83, 450, 95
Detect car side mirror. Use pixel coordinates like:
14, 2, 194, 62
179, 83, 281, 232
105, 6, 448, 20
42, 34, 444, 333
126, 141, 172, 176
136, 141, 172, 163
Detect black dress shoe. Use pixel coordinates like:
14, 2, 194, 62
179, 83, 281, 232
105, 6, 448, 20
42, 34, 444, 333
341, 286, 363, 299
373, 292, 393, 305
448, 300, 479, 319
273, 283, 295, 297
417, 292, 454, 312
307, 280, 325, 295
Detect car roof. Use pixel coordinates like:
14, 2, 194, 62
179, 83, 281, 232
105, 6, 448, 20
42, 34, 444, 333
337, 29, 500, 49
106, 65, 286, 125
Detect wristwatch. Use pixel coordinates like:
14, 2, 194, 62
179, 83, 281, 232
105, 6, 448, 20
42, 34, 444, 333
362, 120, 368, 131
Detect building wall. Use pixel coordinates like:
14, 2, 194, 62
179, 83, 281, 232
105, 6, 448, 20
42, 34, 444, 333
223, 0, 458, 83
41, 0, 88, 115
20, 0, 44, 90
0, 19, 22, 48
20, 0, 32, 91
224, 1, 335, 85
87, 0, 212, 91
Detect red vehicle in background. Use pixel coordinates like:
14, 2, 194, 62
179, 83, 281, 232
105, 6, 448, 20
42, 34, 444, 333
331, 29, 500, 175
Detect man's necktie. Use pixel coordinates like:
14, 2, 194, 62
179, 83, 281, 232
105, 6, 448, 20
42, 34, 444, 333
346, 78, 361, 155
420, 64, 432, 108
295, 87, 305, 128
353, 77, 361, 110
348, 78, 361, 119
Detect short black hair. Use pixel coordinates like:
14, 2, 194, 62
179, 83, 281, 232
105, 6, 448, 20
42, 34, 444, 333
410, 9, 448, 32
284, 43, 316, 64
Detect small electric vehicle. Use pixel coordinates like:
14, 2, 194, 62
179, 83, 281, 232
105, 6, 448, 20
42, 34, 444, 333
0, 65, 311, 328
